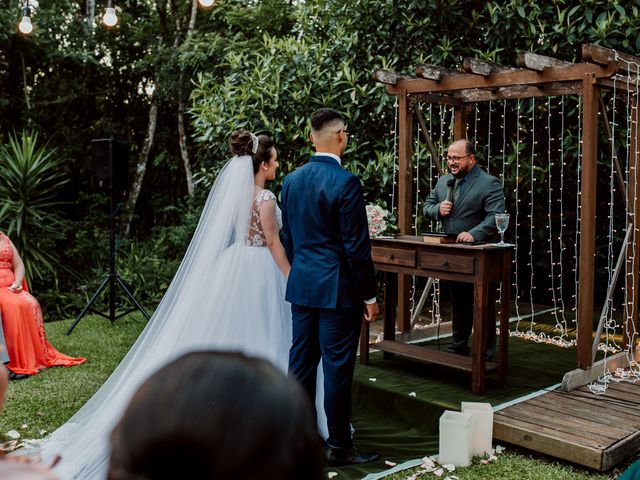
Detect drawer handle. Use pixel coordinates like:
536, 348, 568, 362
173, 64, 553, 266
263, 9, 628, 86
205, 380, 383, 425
387, 254, 395, 262
441, 260, 450, 268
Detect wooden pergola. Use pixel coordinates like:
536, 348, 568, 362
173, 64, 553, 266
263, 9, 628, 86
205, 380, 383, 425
374, 44, 640, 383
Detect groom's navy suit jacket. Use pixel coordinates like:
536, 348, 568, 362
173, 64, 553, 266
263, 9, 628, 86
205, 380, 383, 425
281, 155, 376, 309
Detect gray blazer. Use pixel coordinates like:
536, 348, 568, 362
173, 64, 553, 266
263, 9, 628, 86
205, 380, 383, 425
423, 166, 505, 242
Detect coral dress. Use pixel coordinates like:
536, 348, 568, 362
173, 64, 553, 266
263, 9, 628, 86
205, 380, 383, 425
0, 233, 85, 375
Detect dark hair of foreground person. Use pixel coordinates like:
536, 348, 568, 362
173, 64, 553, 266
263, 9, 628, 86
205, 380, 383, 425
108, 351, 323, 480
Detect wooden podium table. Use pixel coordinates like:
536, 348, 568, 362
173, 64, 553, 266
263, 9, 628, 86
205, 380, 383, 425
360, 235, 513, 395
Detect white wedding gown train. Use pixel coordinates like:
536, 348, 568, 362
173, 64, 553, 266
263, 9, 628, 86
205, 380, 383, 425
34, 156, 327, 479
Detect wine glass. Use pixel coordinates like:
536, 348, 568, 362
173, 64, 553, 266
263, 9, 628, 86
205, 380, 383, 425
495, 213, 510, 246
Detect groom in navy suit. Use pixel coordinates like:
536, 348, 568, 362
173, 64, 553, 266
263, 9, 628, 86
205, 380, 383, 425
282, 108, 380, 466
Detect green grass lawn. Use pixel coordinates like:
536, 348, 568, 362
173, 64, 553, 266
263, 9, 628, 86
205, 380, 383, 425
0, 313, 146, 441
0, 312, 635, 479
379, 450, 621, 480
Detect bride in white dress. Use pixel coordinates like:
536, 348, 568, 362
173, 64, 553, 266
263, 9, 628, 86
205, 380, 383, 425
36, 130, 325, 479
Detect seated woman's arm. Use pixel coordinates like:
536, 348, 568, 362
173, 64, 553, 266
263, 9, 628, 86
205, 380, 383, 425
9, 239, 24, 292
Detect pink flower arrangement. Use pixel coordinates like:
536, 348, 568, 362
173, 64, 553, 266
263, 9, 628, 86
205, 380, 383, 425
366, 204, 391, 237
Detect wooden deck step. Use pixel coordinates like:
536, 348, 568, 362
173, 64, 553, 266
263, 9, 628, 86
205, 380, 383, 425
494, 382, 640, 470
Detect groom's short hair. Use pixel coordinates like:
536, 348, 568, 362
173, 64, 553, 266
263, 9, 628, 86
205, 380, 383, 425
311, 108, 344, 133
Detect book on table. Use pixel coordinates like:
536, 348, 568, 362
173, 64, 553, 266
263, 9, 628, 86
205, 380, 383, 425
422, 232, 457, 244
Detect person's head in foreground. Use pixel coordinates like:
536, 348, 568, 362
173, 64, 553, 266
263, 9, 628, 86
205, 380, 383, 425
108, 351, 322, 480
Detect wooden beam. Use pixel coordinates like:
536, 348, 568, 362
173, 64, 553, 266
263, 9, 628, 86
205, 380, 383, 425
408, 92, 461, 107
602, 431, 640, 472
561, 349, 640, 391
415, 64, 460, 81
592, 224, 633, 362
625, 94, 640, 349
389, 62, 617, 94
454, 105, 466, 141
597, 77, 639, 93
396, 90, 414, 333
397, 90, 414, 234
583, 43, 640, 73
452, 82, 581, 102
577, 73, 599, 369
517, 52, 572, 71
463, 57, 518, 77
414, 107, 444, 175
372, 69, 415, 85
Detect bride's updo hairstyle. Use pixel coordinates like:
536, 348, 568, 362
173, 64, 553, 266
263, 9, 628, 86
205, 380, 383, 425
228, 129, 275, 174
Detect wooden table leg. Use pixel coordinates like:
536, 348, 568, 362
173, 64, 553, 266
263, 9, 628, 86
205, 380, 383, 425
383, 271, 397, 360
359, 317, 370, 365
472, 258, 487, 395
498, 251, 511, 387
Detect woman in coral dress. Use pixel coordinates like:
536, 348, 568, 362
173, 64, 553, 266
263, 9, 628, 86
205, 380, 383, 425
0, 232, 85, 377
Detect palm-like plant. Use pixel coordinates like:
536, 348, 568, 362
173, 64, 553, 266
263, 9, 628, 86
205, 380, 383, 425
0, 130, 69, 283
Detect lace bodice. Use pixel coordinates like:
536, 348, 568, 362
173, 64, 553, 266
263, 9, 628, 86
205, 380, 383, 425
0, 233, 12, 269
246, 189, 282, 247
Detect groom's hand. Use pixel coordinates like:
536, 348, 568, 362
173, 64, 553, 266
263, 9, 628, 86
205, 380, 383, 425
363, 302, 379, 322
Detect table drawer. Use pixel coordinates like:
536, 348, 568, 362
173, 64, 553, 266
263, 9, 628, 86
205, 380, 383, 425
372, 246, 416, 267
419, 252, 475, 274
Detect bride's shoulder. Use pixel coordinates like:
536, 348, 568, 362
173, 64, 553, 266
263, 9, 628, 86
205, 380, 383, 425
255, 189, 276, 204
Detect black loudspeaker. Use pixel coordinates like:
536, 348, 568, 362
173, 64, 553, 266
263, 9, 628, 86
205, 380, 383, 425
91, 138, 129, 191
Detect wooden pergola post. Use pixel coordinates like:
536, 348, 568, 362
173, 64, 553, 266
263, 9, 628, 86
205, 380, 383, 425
454, 105, 466, 141
577, 73, 599, 368
625, 94, 640, 349
396, 89, 414, 331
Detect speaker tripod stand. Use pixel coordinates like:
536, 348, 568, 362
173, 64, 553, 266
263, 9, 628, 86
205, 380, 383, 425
66, 190, 150, 335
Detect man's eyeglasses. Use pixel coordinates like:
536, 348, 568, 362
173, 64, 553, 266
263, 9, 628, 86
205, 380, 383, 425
446, 154, 472, 163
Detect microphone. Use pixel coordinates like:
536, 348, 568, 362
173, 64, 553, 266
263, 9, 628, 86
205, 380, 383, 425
445, 178, 455, 204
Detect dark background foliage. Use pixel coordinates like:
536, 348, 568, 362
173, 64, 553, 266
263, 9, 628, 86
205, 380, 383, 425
0, 0, 636, 319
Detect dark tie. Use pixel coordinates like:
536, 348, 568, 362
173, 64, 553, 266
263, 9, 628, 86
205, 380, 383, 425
453, 179, 464, 202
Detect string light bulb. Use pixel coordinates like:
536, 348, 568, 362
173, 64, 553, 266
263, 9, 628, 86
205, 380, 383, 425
198, 0, 215, 7
102, 0, 118, 27
18, 4, 32, 34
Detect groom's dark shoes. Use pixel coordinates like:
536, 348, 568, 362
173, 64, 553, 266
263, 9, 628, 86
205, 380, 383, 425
324, 444, 380, 466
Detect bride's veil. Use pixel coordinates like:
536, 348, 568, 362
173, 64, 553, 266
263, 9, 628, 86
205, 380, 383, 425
40, 155, 255, 479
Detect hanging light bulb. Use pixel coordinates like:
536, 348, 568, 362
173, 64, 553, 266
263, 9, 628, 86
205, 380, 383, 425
198, 0, 215, 7
102, 0, 118, 27
18, 4, 33, 34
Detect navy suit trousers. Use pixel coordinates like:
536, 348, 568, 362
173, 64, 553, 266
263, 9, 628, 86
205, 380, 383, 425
288, 303, 363, 449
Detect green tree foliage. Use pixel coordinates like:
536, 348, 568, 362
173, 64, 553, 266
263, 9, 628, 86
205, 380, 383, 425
0, 130, 68, 282
188, 0, 640, 306
0, 0, 638, 312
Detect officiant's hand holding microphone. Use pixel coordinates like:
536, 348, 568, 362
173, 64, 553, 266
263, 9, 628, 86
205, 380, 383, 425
440, 178, 475, 243
439, 178, 455, 217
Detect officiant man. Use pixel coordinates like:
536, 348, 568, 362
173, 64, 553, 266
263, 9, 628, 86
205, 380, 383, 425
282, 108, 380, 466
423, 139, 505, 360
